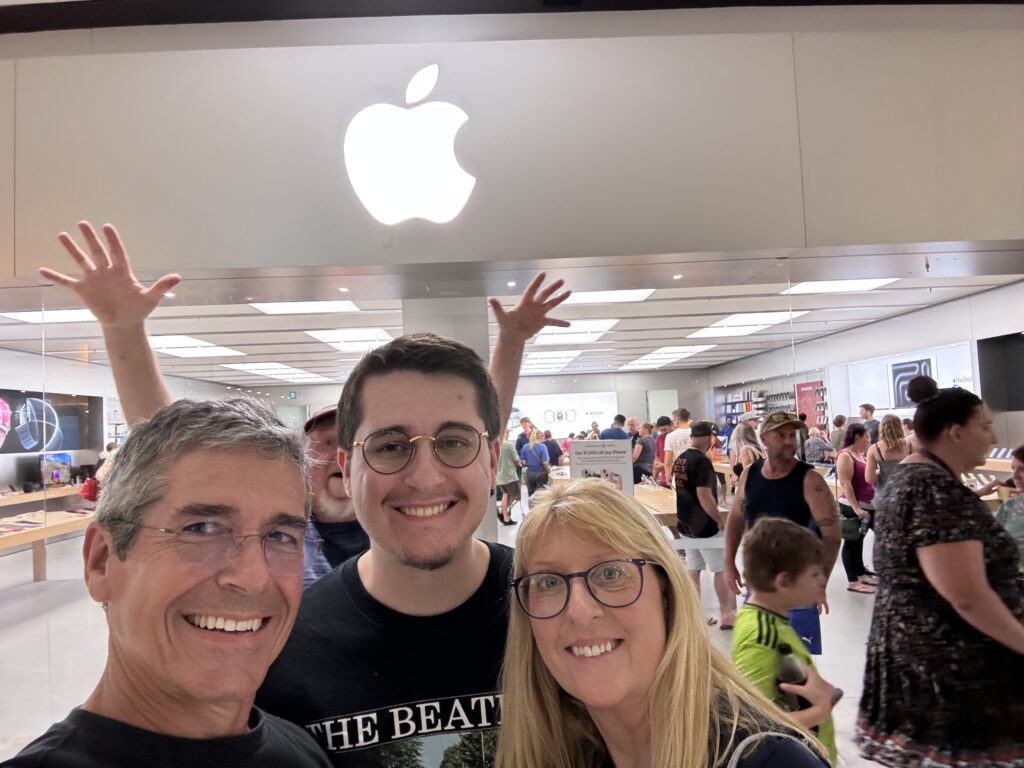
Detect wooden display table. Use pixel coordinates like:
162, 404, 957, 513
0, 485, 81, 509
0, 509, 93, 581
633, 486, 727, 552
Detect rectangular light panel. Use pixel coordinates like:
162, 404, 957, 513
0, 309, 96, 323
305, 328, 393, 353
149, 335, 245, 358
562, 289, 654, 305
782, 279, 898, 295
222, 362, 333, 383
249, 301, 360, 314
620, 345, 716, 370
535, 319, 618, 346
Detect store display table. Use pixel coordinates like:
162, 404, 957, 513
0, 509, 94, 581
0, 485, 80, 509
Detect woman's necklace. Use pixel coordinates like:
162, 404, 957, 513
919, 448, 957, 480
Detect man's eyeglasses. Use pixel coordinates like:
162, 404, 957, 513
117, 520, 305, 575
511, 558, 654, 620
352, 425, 489, 475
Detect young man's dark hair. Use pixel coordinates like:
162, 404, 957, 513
672, 408, 691, 423
612, 414, 626, 426
336, 333, 501, 450
859, 403, 875, 415
656, 416, 672, 428
742, 517, 824, 593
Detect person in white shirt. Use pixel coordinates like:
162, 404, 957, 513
662, 407, 693, 478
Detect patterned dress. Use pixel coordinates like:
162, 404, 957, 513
857, 463, 1024, 767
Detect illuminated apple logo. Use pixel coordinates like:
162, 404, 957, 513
344, 65, 476, 225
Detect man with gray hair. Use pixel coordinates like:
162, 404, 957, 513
5, 398, 330, 767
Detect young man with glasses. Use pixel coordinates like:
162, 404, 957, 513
39, 222, 571, 766
5, 399, 330, 768
722, 412, 841, 654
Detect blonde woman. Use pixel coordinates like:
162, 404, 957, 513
497, 479, 830, 768
864, 414, 909, 489
729, 421, 764, 486
519, 427, 552, 498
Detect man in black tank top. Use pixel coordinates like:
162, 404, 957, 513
723, 412, 841, 653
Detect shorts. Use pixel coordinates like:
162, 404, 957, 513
498, 481, 521, 501
679, 533, 725, 572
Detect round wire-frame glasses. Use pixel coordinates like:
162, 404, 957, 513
352, 424, 489, 475
511, 558, 653, 620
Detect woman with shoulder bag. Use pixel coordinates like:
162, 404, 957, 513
836, 424, 877, 594
520, 428, 552, 501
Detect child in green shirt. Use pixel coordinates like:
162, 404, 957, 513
732, 518, 840, 765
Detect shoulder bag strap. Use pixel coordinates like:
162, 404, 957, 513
725, 732, 819, 768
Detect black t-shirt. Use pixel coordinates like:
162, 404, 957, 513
2, 707, 330, 768
256, 542, 514, 767
673, 448, 720, 538
544, 439, 563, 466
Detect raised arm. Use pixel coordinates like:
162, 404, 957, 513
488, 272, 570, 429
40, 222, 179, 426
864, 444, 880, 487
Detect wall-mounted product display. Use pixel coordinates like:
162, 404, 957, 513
721, 390, 765, 418
0, 390, 101, 454
764, 392, 796, 413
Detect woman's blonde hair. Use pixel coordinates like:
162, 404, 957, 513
878, 414, 907, 454
731, 422, 763, 458
495, 479, 823, 768
529, 428, 544, 448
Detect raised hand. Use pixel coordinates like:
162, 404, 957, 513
488, 272, 571, 343
39, 221, 180, 329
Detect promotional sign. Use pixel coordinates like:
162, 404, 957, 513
794, 381, 825, 430
568, 439, 635, 498
509, 392, 618, 437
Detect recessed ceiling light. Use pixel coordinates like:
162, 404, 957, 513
164, 292, 176, 298
687, 325, 769, 338
782, 278, 898, 295
715, 312, 808, 326
306, 327, 392, 352
672, 274, 683, 280
338, 287, 350, 293
620, 345, 716, 370
535, 319, 618, 346
148, 335, 245, 358
1, 308, 96, 323
562, 289, 654, 305
250, 301, 360, 315
506, 281, 517, 288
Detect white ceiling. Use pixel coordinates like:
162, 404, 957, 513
1, 241, 1021, 387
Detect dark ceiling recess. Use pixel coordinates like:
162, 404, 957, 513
0, 0, 972, 36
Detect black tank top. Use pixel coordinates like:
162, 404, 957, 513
743, 458, 814, 528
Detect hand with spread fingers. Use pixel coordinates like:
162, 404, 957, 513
40, 221, 180, 330
488, 272, 571, 344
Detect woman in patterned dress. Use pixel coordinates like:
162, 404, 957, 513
857, 376, 1024, 767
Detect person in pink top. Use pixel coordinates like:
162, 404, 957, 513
836, 423, 877, 593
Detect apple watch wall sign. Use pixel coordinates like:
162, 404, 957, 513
344, 65, 476, 225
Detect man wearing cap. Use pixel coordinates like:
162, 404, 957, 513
301, 406, 370, 587
671, 421, 735, 627
737, 411, 761, 430
723, 411, 841, 653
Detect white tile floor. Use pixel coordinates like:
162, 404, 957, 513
0, 526, 879, 766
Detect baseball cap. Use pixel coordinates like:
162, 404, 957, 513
690, 421, 714, 438
737, 412, 760, 424
759, 411, 803, 435
303, 405, 337, 434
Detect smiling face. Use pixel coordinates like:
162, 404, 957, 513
343, 370, 498, 571
525, 527, 666, 718
306, 421, 354, 524
87, 448, 306, 708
